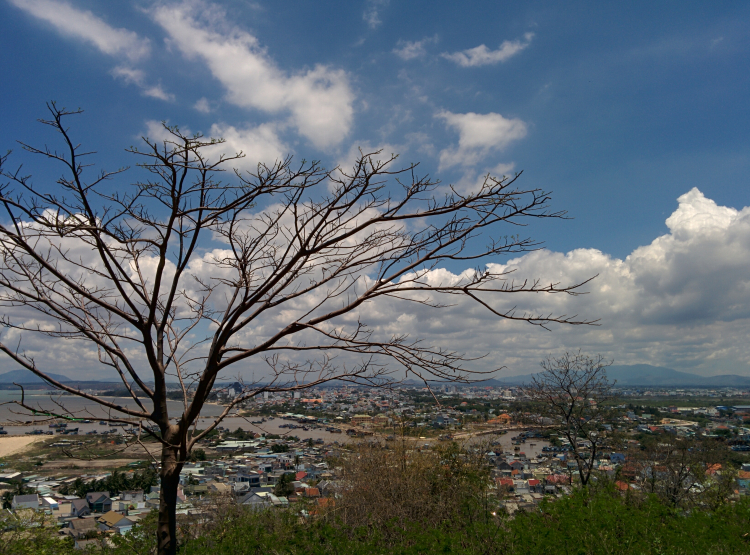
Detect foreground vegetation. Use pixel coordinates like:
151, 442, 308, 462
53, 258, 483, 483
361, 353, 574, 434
3, 442, 749, 554
5, 489, 749, 554
174, 491, 750, 555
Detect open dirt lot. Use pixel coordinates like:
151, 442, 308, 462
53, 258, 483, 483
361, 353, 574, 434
40, 458, 153, 469
0, 436, 45, 458
36, 441, 161, 467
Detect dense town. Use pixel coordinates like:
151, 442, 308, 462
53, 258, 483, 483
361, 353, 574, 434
1, 383, 749, 550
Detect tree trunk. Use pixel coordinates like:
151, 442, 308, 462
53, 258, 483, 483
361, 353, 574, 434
158, 441, 183, 555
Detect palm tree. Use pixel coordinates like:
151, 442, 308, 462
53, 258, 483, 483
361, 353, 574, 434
2, 480, 30, 509
274, 473, 295, 497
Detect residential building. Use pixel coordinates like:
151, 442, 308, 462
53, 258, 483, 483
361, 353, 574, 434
12, 494, 40, 510
85, 492, 112, 513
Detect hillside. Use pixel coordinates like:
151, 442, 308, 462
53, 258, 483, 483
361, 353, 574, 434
478, 364, 750, 387
606, 364, 750, 387
0, 369, 72, 384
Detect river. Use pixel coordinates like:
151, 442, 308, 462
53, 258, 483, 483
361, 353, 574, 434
0, 391, 346, 442
0, 392, 550, 457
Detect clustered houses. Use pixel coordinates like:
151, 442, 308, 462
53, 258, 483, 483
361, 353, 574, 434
488, 430, 575, 514
615, 401, 750, 447
0, 423, 339, 547
1, 383, 749, 546
506, 390, 750, 510
6, 486, 145, 549
216, 384, 527, 429
489, 430, 750, 515
179, 438, 334, 503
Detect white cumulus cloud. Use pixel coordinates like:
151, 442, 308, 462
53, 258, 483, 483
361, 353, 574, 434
4, 184, 749, 379
8, 0, 150, 62
150, 1, 355, 150
143, 120, 288, 172
209, 188, 750, 377
436, 111, 528, 170
206, 122, 288, 170
360, 188, 750, 376
442, 33, 534, 67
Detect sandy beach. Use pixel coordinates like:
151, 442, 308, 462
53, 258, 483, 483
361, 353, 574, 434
0, 436, 44, 458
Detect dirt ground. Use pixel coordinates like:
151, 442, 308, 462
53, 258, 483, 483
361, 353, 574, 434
40, 458, 153, 469
0, 436, 45, 458
0, 437, 163, 474
40, 441, 161, 466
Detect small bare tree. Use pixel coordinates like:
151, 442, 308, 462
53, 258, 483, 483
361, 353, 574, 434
0, 104, 593, 554
625, 434, 735, 509
524, 352, 614, 486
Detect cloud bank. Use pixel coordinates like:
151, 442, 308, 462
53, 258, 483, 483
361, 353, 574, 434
3, 188, 750, 379
361, 187, 750, 376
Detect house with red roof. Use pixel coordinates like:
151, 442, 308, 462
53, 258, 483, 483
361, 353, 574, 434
303, 487, 320, 498
495, 477, 515, 494
527, 479, 542, 493
545, 474, 570, 485
310, 497, 335, 516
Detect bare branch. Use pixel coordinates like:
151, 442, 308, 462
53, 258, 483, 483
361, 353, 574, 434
0, 107, 596, 555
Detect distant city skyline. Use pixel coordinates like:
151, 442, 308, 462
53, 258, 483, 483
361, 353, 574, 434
2, 1, 750, 379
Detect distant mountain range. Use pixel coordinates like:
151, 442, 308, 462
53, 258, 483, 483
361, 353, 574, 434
480, 364, 750, 388
0, 369, 73, 384
605, 364, 750, 387
2, 364, 749, 388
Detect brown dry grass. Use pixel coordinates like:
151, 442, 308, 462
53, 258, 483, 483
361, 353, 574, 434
328, 440, 494, 535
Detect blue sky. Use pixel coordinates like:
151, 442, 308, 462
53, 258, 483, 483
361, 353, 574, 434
2, 0, 750, 378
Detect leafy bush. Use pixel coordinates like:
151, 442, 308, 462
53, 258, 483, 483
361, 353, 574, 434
189, 448, 206, 462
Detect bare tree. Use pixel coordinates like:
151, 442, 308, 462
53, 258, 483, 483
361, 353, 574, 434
624, 433, 735, 509
0, 104, 594, 554
335, 440, 494, 536
523, 352, 614, 486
